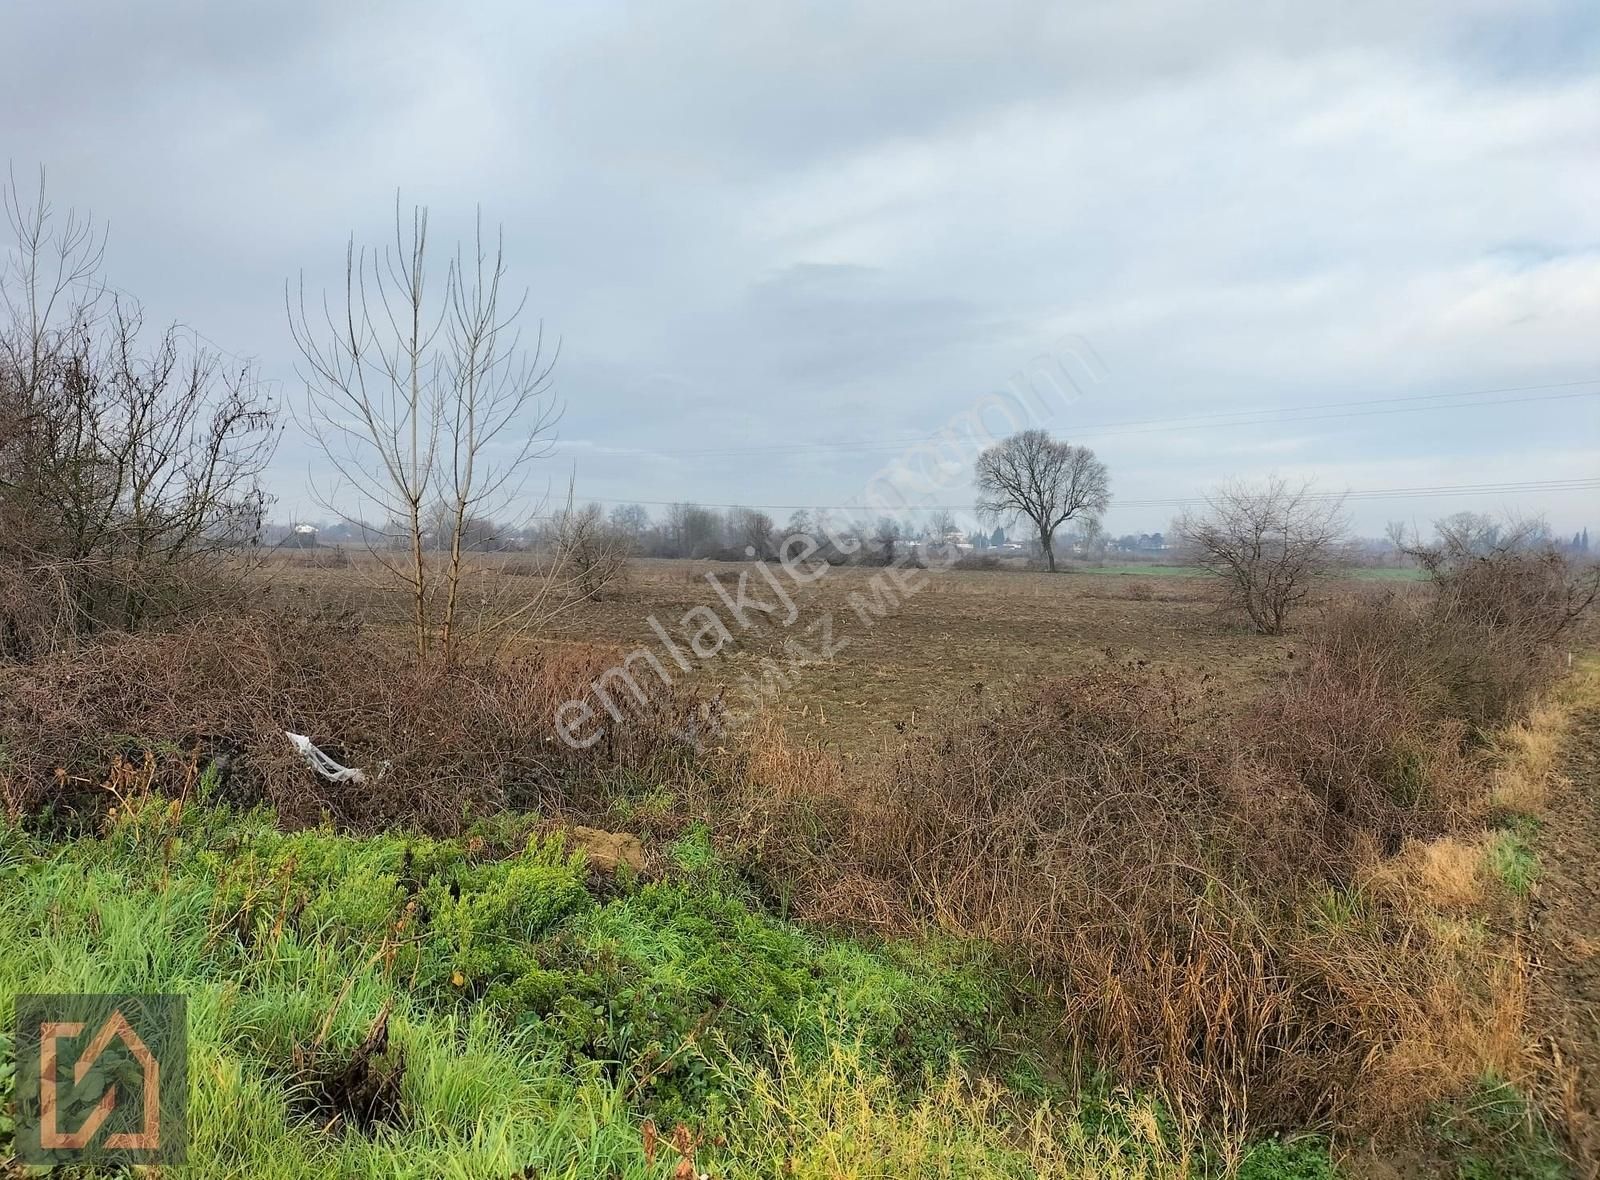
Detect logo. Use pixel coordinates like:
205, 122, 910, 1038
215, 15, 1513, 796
11, 994, 187, 1165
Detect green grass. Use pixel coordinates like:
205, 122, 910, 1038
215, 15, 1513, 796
0, 797, 1226, 1178
1488, 823, 1540, 896
1433, 1076, 1569, 1180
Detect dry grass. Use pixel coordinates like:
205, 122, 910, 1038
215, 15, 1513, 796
0, 612, 709, 833
1363, 836, 1494, 912
704, 573, 1591, 1142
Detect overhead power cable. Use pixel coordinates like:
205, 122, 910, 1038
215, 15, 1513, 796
553, 377, 1600, 460
569, 475, 1600, 515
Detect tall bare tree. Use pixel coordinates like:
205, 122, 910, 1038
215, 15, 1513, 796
732, 507, 777, 559
974, 429, 1109, 572
1176, 477, 1346, 635
289, 198, 558, 660
1, 170, 278, 653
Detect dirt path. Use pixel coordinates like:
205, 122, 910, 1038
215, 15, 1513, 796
1532, 677, 1600, 1178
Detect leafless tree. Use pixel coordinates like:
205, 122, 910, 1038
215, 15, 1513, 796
289, 197, 558, 660
0, 170, 278, 654
1176, 477, 1346, 635
608, 502, 650, 541
663, 502, 722, 558
974, 429, 1109, 572
872, 516, 902, 564
732, 507, 777, 559
1070, 515, 1107, 560
554, 499, 628, 601
926, 509, 958, 543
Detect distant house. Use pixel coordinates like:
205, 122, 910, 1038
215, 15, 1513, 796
286, 523, 319, 548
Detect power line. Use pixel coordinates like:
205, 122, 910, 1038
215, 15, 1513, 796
572, 475, 1600, 515
553, 377, 1600, 460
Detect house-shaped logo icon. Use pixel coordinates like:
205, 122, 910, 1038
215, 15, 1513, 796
13, 993, 187, 1165
38, 1009, 161, 1151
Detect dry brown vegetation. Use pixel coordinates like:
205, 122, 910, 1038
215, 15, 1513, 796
253, 553, 1281, 751
1, 533, 1594, 1162
706, 545, 1596, 1144
0, 612, 707, 832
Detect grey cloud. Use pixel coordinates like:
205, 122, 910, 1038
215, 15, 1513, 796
5, 0, 1597, 535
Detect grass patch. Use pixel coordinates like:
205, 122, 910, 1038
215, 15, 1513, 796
1433, 1076, 1569, 1180
0, 797, 1220, 1177
1488, 821, 1540, 897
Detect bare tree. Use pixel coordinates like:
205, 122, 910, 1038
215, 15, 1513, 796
926, 509, 958, 543
608, 502, 650, 541
732, 507, 777, 559
289, 197, 558, 660
1176, 477, 1346, 635
555, 500, 628, 601
872, 516, 902, 564
663, 502, 722, 558
0, 170, 278, 652
974, 430, 1109, 572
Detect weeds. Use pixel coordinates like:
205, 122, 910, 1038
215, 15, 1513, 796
0, 795, 1236, 1178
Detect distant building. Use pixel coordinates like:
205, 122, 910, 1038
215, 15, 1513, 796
286, 523, 319, 548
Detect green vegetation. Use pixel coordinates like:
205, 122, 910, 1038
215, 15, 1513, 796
1488, 821, 1541, 896
1433, 1077, 1569, 1180
0, 795, 1249, 1178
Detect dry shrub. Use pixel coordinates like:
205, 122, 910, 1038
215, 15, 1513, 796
0, 563, 73, 662
734, 668, 1354, 1128
1247, 605, 1482, 857
0, 614, 705, 832
952, 553, 1002, 571
726, 566, 1586, 1135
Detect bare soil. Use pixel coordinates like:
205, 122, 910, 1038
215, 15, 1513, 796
1532, 692, 1600, 1177
256, 556, 1331, 752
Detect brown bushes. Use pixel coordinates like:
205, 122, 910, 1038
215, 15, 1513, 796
951, 553, 1002, 571
724, 567, 1584, 1136
0, 614, 705, 832
736, 669, 1367, 1129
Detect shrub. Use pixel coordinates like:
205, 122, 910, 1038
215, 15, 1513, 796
0, 613, 707, 831
723, 576, 1575, 1135
953, 553, 1002, 571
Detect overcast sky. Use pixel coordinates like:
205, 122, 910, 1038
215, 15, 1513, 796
6, 0, 1598, 535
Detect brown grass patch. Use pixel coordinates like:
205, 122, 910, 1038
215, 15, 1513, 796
0, 612, 707, 833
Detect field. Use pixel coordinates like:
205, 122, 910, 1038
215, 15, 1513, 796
4, 548, 1595, 1179
255, 555, 1366, 751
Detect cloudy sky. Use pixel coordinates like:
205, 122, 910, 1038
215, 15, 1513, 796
6, 0, 1598, 535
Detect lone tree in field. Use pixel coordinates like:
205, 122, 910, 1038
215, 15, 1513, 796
974, 430, 1109, 572
1176, 477, 1346, 635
